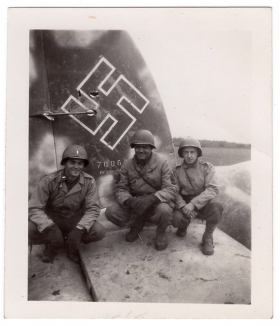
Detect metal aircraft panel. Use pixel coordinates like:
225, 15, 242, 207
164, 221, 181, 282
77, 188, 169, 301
29, 30, 57, 195
29, 30, 175, 207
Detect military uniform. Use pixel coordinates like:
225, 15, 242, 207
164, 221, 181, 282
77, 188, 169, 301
173, 159, 223, 254
106, 152, 178, 231
174, 159, 220, 207
28, 169, 105, 245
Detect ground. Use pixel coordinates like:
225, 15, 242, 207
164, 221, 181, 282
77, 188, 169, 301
28, 211, 251, 303
28, 245, 92, 302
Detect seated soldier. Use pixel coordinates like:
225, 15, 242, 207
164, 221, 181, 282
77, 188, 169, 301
173, 137, 223, 255
28, 145, 106, 264
105, 129, 178, 251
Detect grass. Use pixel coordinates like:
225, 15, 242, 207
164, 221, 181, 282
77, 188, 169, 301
174, 147, 251, 166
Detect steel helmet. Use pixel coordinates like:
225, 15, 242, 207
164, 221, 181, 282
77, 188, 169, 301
130, 129, 156, 149
60, 145, 89, 167
178, 137, 202, 158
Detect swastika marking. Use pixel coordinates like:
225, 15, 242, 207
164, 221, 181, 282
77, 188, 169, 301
60, 57, 149, 150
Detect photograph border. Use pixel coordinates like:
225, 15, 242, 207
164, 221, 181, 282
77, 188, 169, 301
4, 3, 274, 320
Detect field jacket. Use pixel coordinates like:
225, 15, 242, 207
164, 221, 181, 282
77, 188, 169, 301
173, 159, 220, 210
115, 152, 178, 208
28, 169, 100, 232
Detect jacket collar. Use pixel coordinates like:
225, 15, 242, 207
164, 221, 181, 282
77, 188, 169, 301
133, 152, 159, 172
182, 158, 199, 170
55, 168, 85, 185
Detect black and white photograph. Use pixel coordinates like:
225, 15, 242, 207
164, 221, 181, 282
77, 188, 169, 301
5, 6, 273, 319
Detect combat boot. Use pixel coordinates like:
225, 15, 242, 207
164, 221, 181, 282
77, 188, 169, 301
126, 217, 145, 242
155, 227, 168, 251
176, 218, 190, 238
126, 227, 140, 242
202, 223, 217, 255
176, 228, 187, 238
67, 249, 80, 264
41, 244, 58, 263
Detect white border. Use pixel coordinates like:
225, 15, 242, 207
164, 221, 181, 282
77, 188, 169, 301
2, 1, 277, 322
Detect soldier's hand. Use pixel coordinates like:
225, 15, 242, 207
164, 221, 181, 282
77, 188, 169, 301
130, 197, 143, 211
131, 195, 160, 217
189, 211, 199, 221
44, 224, 64, 252
182, 203, 197, 219
125, 197, 137, 208
192, 211, 199, 218
185, 203, 195, 211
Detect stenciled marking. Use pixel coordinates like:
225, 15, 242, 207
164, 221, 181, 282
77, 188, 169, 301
60, 57, 149, 150
60, 96, 117, 139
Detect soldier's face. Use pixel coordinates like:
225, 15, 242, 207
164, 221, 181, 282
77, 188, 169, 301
64, 158, 85, 180
134, 145, 153, 162
182, 147, 198, 165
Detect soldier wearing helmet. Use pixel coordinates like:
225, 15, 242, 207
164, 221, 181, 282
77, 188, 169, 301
172, 137, 223, 255
28, 145, 105, 264
105, 129, 178, 251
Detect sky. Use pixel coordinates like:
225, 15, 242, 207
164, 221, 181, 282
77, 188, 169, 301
26, 7, 270, 149
127, 10, 262, 144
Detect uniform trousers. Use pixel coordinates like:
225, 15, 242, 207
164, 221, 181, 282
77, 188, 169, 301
28, 212, 105, 245
172, 199, 223, 229
105, 202, 173, 229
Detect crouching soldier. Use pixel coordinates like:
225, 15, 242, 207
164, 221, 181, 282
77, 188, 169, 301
28, 145, 106, 264
173, 138, 223, 255
105, 129, 178, 251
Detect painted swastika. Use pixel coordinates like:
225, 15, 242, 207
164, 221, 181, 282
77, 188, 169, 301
60, 57, 149, 150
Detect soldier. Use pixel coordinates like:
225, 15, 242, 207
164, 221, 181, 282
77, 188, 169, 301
28, 145, 106, 264
173, 138, 223, 255
105, 129, 178, 251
